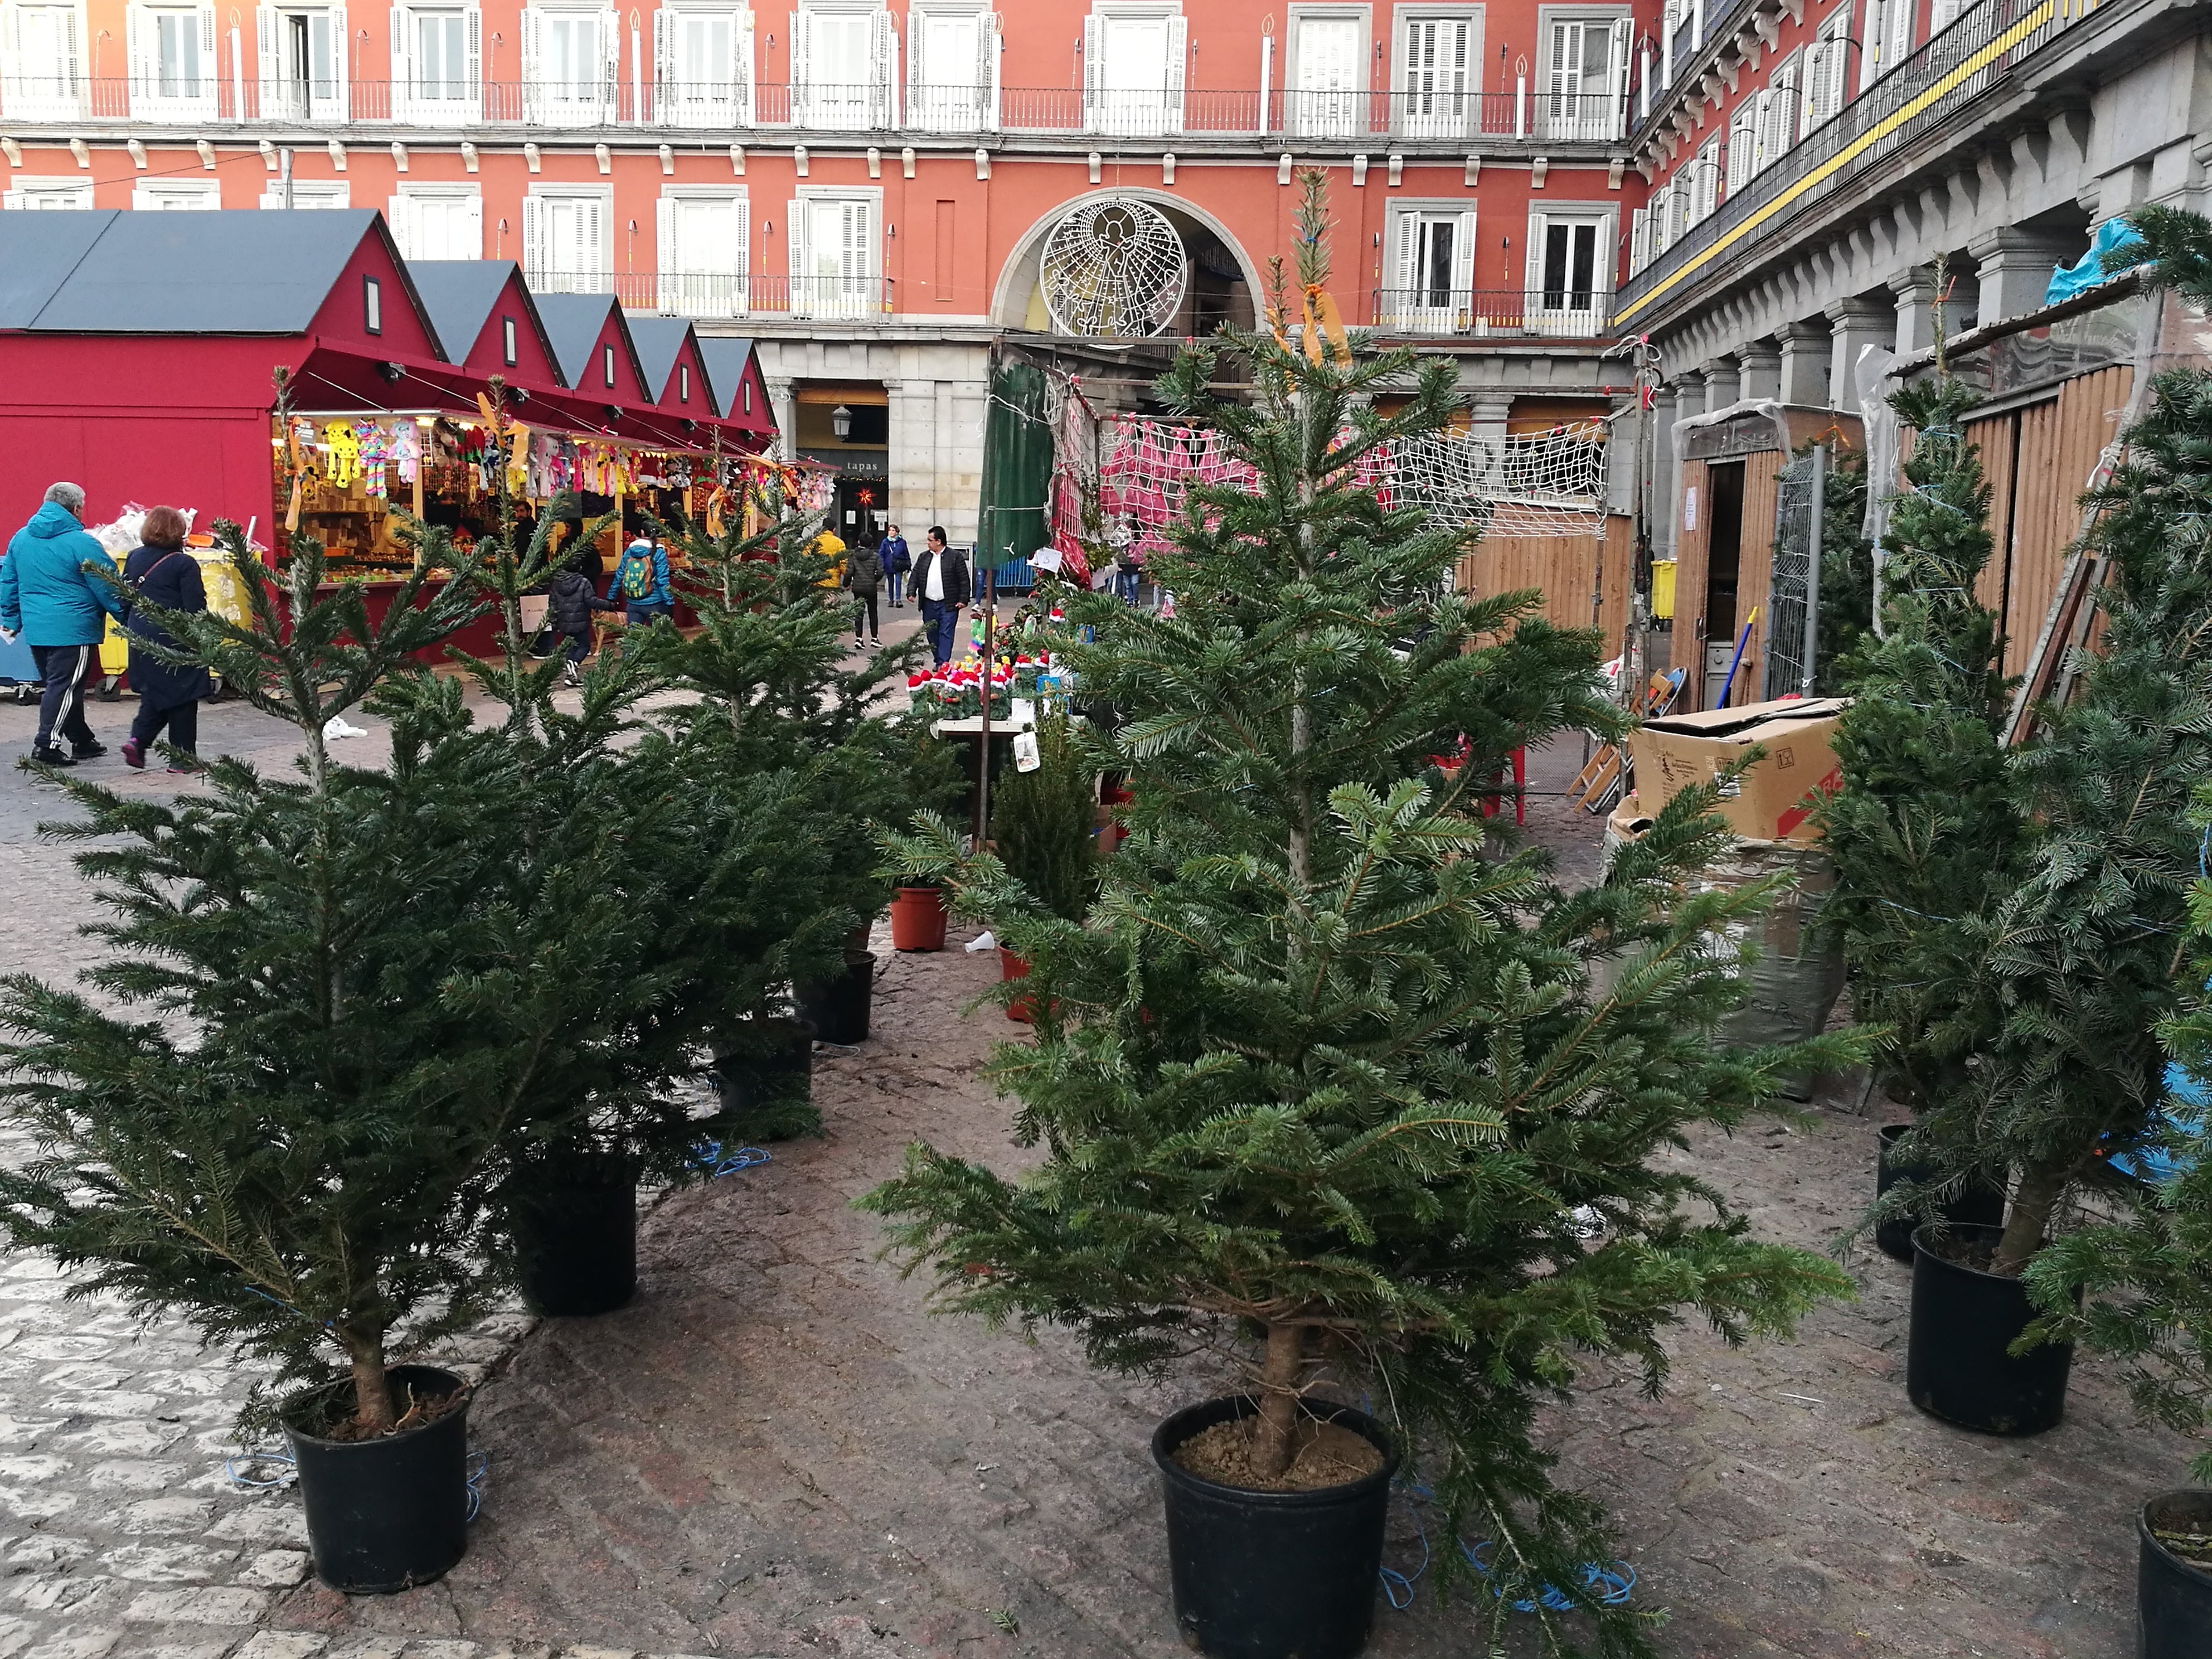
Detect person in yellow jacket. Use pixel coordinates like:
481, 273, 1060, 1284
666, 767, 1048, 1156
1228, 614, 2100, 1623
812, 527, 846, 590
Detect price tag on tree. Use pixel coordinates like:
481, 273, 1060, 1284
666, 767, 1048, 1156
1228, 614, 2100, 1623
1013, 730, 1042, 772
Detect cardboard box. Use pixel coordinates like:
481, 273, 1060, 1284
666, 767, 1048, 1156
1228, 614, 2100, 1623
1625, 697, 1847, 843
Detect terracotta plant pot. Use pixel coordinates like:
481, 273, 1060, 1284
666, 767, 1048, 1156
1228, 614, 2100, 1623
889, 885, 948, 952
1000, 948, 1036, 1023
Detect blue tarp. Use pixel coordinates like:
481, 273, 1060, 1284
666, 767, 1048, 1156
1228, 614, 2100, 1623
2045, 220, 2148, 307
2109, 1060, 2208, 1186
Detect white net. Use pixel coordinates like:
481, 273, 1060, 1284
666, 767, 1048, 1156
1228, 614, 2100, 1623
1385, 423, 1610, 539
1039, 197, 1190, 338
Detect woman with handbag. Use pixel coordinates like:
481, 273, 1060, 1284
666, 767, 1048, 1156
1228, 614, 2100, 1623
119, 505, 211, 772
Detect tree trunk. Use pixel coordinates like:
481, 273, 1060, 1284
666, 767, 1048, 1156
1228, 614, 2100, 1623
1250, 1321, 1308, 1480
344, 1330, 395, 1435
1991, 1164, 2067, 1277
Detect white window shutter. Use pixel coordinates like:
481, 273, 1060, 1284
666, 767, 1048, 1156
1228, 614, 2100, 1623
790, 8, 810, 124
62, 5, 81, 100
1885, 0, 1911, 72
1607, 16, 1629, 128
652, 6, 668, 119
255, 4, 275, 110
1524, 212, 1545, 304
520, 6, 541, 118
390, 5, 410, 114
1859, 0, 1883, 90
587, 195, 607, 276
1080, 12, 1099, 128
656, 193, 675, 267
979, 9, 998, 128
1453, 208, 1476, 295
327, 3, 348, 117
125, 2, 145, 99
1391, 212, 1418, 297
905, 6, 925, 116
602, 7, 621, 117
870, 8, 896, 128
464, 2, 482, 111
198, 3, 216, 100
462, 191, 483, 256
730, 195, 749, 282
1548, 21, 1573, 102
522, 191, 544, 283
386, 192, 414, 252
1163, 14, 1186, 128
733, 7, 754, 122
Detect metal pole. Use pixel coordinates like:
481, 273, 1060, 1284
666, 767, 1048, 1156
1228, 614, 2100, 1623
279, 145, 293, 210
1800, 444, 1826, 697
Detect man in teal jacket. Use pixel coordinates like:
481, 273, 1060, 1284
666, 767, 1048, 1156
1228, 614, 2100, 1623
2, 483, 127, 767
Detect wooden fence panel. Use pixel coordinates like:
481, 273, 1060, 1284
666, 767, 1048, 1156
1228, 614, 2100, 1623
1452, 515, 1633, 648
1963, 413, 2016, 617
1997, 366, 2132, 678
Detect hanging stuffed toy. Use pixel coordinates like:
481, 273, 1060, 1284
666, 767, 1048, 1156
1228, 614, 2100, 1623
323, 420, 361, 490
390, 422, 421, 485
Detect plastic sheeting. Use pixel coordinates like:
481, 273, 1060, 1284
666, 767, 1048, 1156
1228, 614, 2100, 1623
2045, 220, 2147, 308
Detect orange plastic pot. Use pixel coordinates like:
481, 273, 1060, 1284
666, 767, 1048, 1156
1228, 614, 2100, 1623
889, 886, 948, 952
1000, 949, 1036, 1023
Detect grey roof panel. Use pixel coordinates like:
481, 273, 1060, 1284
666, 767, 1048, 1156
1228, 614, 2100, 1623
624, 314, 693, 402
0, 210, 120, 329
531, 292, 622, 387
405, 260, 513, 361
695, 336, 756, 418
26, 210, 386, 335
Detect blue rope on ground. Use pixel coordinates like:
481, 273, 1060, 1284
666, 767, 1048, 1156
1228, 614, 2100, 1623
225, 1449, 295, 1491
465, 1450, 488, 1521
694, 1141, 772, 1176
1376, 1482, 1635, 1616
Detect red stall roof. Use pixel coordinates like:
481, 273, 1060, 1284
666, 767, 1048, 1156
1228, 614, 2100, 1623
696, 337, 775, 436
406, 260, 567, 395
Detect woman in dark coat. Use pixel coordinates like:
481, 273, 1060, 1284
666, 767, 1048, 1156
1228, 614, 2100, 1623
119, 505, 211, 771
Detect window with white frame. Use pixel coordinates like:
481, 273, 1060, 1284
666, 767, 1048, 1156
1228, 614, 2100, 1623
523, 186, 611, 294
129, 2, 217, 120
1384, 205, 1475, 329
1525, 209, 1608, 331
792, 2, 896, 131
1725, 103, 1755, 194
1541, 13, 1628, 142
1801, 5, 1850, 133
1690, 136, 1719, 222
788, 188, 876, 318
908, 3, 997, 133
260, 178, 349, 206
1287, 8, 1364, 139
391, 4, 481, 121
525, 3, 618, 124
256, 6, 345, 121
133, 177, 221, 208
1628, 205, 1648, 274
655, 4, 753, 127
1395, 11, 1475, 139
2, 2, 84, 120
1754, 56, 1797, 171
656, 186, 749, 315
1859, 0, 1910, 90
1930, 0, 1967, 32
2, 174, 94, 208
389, 184, 482, 258
1085, 4, 1185, 138
1659, 0, 1681, 82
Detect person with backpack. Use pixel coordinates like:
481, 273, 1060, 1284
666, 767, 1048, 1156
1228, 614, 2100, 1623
880, 523, 910, 608
118, 505, 209, 772
843, 534, 885, 646
2, 481, 128, 767
608, 535, 673, 628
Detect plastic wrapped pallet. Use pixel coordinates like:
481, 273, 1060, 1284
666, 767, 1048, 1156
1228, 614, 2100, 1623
1601, 795, 1846, 1100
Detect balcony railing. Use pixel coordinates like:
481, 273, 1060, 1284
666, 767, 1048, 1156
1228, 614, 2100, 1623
1616, 0, 2097, 323
1370, 288, 1616, 338
0, 75, 1626, 142
528, 270, 895, 321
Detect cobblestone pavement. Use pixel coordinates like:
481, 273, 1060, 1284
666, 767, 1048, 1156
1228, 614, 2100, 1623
0, 691, 2200, 1659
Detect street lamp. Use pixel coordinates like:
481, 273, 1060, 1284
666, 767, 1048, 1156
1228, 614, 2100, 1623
831, 404, 853, 439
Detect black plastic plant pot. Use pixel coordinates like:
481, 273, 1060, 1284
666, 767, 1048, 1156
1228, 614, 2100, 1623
1906, 1222, 2073, 1436
512, 1167, 637, 1317
1874, 1124, 2006, 1262
715, 1017, 818, 1110
284, 1364, 470, 1594
1151, 1396, 1399, 1659
2141, 1490, 2212, 1658
797, 950, 876, 1046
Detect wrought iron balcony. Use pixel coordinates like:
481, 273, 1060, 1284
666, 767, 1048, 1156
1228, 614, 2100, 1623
1369, 288, 1616, 339
1615, 0, 2106, 329
529, 270, 895, 322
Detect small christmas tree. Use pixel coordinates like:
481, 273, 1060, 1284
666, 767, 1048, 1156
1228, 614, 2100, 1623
866, 174, 1857, 1645
1820, 379, 2026, 1125
988, 715, 1097, 924
1812, 445, 1875, 691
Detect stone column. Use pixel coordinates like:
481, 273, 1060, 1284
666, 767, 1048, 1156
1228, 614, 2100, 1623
885, 378, 935, 535
1702, 356, 1741, 413
1467, 387, 1516, 440
1736, 339, 1782, 402
1890, 265, 1942, 356
1968, 226, 2079, 325
1778, 319, 1831, 406
766, 376, 799, 463
1826, 298, 1893, 411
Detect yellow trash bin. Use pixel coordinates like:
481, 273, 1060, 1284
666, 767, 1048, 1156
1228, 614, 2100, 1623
1651, 559, 1678, 621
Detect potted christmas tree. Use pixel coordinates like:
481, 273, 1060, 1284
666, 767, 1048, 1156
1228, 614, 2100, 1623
0, 506, 624, 1593
865, 176, 1859, 1659
987, 714, 1098, 1019
1897, 206, 2212, 1437
1818, 377, 2025, 1259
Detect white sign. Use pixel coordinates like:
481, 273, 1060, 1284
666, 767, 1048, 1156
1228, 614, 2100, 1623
1013, 730, 1041, 772
1682, 485, 1699, 533
1032, 550, 1064, 573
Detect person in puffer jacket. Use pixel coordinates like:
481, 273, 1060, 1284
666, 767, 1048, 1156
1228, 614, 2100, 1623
1, 483, 127, 767
545, 545, 618, 685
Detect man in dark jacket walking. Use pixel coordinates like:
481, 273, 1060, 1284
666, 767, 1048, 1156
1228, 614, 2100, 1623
880, 524, 910, 607
843, 536, 885, 644
910, 527, 969, 667
2, 483, 127, 767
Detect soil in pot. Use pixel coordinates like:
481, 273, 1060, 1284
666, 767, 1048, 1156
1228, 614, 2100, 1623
1153, 1396, 1396, 1659
1907, 1221, 2073, 1436
889, 886, 948, 952
797, 950, 875, 1046
284, 1365, 470, 1594
1874, 1124, 2005, 1262
2141, 1489, 2212, 1659
1171, 1414, 1386, 1492
711, 1017, 821, 1141
512, 1168, 637, 1317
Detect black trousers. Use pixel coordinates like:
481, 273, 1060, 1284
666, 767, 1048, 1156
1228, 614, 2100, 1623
31, 643, 96, 753
130, 697, 198, 757
852, 590, 879, 638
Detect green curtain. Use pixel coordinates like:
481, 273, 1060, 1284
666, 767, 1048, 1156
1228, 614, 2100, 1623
976, 359, 1052, 579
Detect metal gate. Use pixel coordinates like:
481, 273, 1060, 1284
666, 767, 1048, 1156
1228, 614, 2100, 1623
1762, 446, 1827, 700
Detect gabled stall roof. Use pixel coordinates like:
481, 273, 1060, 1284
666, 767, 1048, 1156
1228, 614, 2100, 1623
13, 210, 442, 354
695, 336, 774, 431
406, 260, 566, 390
625, 314, 719, 420
0, 210, 119, 328
532, 292, 652, 403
